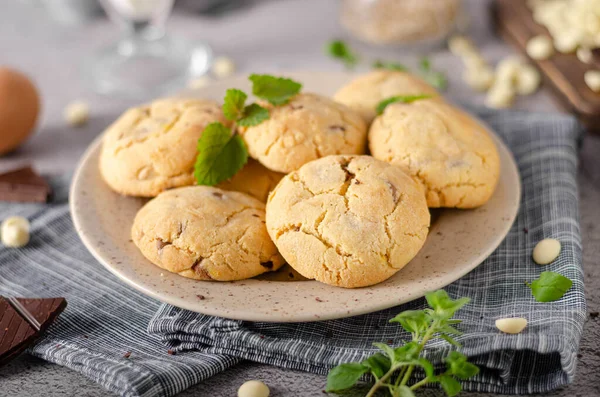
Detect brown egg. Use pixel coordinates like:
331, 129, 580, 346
0, 67, 40, 155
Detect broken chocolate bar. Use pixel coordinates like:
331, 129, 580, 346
0, 296, 67, 365
0, 166, 52, 203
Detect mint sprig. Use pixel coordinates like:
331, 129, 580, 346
373, 60, 408, 72
418, 57, 448, 90
193, 122, 248, 186
375, 94, 432, 115
222, 89, 248, 121
249, 74, 302, 105
326, 40, 359, 69
238, 103, 269, 127
526, 271, 573, 302
326, 290, 478, 397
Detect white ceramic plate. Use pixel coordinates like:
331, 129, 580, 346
70, 72, 521, 323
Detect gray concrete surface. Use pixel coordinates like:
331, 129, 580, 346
0, 0, 599, 396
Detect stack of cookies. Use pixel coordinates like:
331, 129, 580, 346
99, 70, 500, 289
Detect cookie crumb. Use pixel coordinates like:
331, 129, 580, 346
315, 297, 324, 302
167, 349, 175, 355
523, 227, 529, 234
123, 352, 131, 358
197, 294, 206, 300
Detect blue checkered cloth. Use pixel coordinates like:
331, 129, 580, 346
0, 108, 585, 396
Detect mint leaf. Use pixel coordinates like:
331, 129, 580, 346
373, 60, 408, 71
326, 40, 359, 68
373, 342, 397, 363
419, 57, 431, 71
526, 271, 573, 302
249, 74, 302, 105
439, 375, 461, 397
222, 88, 247, 121
325, 363, 368, 392
395, 385, 416, 397
425, 290, 470, 320
194, 122, 248, 186
393, 342, 420, 362
238, 103, 269, 127
389, 310, 431, 335
418, 57, 448, 90
375, 94, 432, 115
361, 353, 391, 379
445, 351, 479, 379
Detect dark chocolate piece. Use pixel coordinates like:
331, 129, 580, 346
0, 166, 52, 203
0, 296, 67, 366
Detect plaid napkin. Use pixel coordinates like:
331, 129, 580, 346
0, 108, 585, 396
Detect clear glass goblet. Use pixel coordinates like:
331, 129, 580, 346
89, 0, 212, 97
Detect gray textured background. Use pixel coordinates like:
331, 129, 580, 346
1, 0, 599, 396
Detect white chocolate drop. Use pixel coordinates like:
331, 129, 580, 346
64, 101, 90, 127
495, 318, 528, 334
485, 83, 515, 109
238, 380, 270, 397
516, 64, 542, 95
526, 35, 554, 60
1, 216, 30, 248
212, 56, 236, 79
532, 238, 561, 265
584, 70, 600, 92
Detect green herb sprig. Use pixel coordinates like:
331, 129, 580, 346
373, 60, 408, 71
418, 57, 448, 91
326, 290, 479, 397
194, 75, 302, 186
326, 40, 359, 69
376, 95, 432, 115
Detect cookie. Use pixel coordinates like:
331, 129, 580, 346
100, 98, 228, 197
333, 70, 440, 123
266, 155, 430, 288
218, 159, 285, 202
132, 186, 285, 281
369, 100, 500, 208
238, 93, 367, 173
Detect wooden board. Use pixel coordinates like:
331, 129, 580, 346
494, 0, 600, 133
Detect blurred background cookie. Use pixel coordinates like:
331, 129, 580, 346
218, 159, 285, 202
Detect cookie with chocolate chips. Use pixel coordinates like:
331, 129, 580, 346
238, 93, 367, 173
100, 98, 228, 197
266, 155, 430, 288
132, 186, 285, 281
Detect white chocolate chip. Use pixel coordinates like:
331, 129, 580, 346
64, 101, 90, 127
1, 216, 30, 248
516, 64, 542, 95
448, 35, 475, 56
584, 70, 600, 92
532, 238, 561, 265
554, 31, 580, 53
577, 47, 593, 64
238, 380, 270, 397
496, 57, 523, 84
495, 318, 528, 334
187, 76, 211, 89
526, 35, 554, 60
212, 56, 236, 79
485, 83, 515, 109
463, 66, 495, 91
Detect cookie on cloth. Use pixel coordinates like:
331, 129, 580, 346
333, 70, 440, 123
368, 99, 500, 208
100, 98, 228, 197
218, 159, 285, 202
266, 155, 430, 288
132, 186, 285, 281
238, 93, 367, 173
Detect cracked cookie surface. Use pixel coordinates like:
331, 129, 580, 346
218, 159, 285, 202
238, 93, 367, 173
333, 70, 441, 124
266, 155, 430, 288
132, 186, 285, 281
100, 98, 228, 197
369, 100, 500, 208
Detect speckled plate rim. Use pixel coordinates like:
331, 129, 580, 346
70, 71, 521, 323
